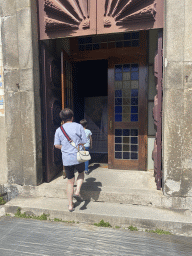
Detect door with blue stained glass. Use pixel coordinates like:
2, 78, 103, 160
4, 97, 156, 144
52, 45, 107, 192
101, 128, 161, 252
108, 57, 147, 170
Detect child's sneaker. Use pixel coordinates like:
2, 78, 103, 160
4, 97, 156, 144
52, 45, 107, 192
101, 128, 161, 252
85, 170, 89, 175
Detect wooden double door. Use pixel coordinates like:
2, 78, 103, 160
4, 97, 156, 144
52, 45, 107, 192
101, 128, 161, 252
41, 41, 148, 183
62, 54, 148, 171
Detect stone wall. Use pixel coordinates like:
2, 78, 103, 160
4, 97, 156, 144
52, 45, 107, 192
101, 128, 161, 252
0, 0, 42, 186
163, 0, 192, 203
0, 14, 7, 184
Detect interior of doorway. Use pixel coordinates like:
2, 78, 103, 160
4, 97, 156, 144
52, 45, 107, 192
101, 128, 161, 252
73, 59, 108, 164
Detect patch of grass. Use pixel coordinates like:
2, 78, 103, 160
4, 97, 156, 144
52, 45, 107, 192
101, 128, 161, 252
128, 225, 138, 231
15, 208, 49, 220
33, 213, 48, 221
54, 218, 62, 222
115, 226, 121, 229
145, 229, 172, 235
5, 214, 10, 216
53, 218, 75, 224
94, 219, 112, 228
0, 197, 6, 205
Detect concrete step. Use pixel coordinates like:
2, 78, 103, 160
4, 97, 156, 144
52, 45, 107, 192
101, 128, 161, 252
20, 168, 164, 208
4, 195, 192, 237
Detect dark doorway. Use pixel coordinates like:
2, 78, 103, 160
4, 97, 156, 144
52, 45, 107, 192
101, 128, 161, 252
73, 59, 108, 163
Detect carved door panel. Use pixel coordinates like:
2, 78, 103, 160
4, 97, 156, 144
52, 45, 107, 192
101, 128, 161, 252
40, 42, 62, 182
97, 0, 163, 35
108, 55, 147, 170
38, 0, 96, 40
38, 0, 163, 40
61, 49, 73, 110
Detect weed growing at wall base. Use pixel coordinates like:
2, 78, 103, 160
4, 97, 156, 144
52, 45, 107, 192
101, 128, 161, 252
0, 197, 6, 205
94, 219, 112, 227
145, 229, 172, 235
15, 208, 49, 220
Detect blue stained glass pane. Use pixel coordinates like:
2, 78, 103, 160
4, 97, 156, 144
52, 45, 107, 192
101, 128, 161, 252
115, 73, 123, 81
131, 145, 138, 152
115, 137, 122, 143
115, 144, 122, 151
124, 33, 131, 40
131, 106, 138, 114
131, 137, 138, 144
123, 64, 130, 72
85, 37, 92, 43
123, 129, 130, 136
115, 106, 122, 114
131, 114, 138, 122
124, 41, 131, 47
132, 40, 139, 47
115, 98, 122, 105
131, 72, 139, 80
79, 45, 85, 51
131, 64, 139, 71
115, 152, 122, 159
115, 114, 122, 122
131, 152, 138, 159
115, 90, 122, 97
86, 44, 92, 50
115, 65, 122, 72
132, 32, 139, 39
123, 152, 130, 159
116, 42, 123, 48
93, 44, 100, 50
115, 129, 122, 136
131, 89, 138, 97
78, 37, 85, 44
131, 129, 138, 136
131, 98, 138, 105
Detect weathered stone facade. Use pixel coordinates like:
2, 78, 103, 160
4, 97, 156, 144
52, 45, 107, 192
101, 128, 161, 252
0, 0, 42, 187
163, 0, 192, 203
0, 0, 192, 210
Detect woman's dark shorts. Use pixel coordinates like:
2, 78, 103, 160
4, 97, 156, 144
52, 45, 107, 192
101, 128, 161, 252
64, 163, 85, 179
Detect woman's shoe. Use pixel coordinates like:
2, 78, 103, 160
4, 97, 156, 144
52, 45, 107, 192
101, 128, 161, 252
68, 204, 74, 212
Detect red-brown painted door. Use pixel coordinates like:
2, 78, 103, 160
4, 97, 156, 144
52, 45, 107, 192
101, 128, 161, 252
108, 55, 148, 170
40, 42, 62, 182
61, 49, 73, 110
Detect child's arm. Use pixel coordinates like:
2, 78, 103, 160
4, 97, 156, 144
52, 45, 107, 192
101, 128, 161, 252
90, 135, 92, 149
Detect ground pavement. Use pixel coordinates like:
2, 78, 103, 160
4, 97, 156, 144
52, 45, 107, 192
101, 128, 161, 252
1, 165, 192, 237
0, 216, 192, 256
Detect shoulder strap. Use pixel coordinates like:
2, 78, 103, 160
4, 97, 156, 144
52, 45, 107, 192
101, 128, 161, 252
60, 126, 72, 143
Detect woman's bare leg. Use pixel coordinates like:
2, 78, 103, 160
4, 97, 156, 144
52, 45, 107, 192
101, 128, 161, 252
75, 172, 84, 196
67, 177, 75, 210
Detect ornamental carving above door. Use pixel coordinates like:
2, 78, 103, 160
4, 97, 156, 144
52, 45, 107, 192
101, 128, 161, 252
38, 0, 163, 40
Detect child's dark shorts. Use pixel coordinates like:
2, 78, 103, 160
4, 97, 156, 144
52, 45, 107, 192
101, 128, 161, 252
64, 163, 85, 179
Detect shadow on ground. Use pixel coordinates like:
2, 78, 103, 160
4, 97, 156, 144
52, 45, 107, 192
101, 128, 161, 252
74, 177, 102, 210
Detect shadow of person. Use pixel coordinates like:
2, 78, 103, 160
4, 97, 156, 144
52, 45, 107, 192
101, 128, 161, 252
79, 177, 102, 210
88, 164, 101, 174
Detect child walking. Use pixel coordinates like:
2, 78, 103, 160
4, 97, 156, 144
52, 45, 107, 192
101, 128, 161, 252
80, 119, 92, 174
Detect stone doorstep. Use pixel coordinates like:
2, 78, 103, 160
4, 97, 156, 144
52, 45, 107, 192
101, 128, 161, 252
21, 185, 163, 207
3, 196, 192, 237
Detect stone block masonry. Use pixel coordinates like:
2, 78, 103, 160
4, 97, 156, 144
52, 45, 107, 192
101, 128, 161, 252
0, 0, 42, 186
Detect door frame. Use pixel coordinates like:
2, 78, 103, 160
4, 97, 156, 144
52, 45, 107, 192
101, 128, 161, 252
67, 31, 148, 170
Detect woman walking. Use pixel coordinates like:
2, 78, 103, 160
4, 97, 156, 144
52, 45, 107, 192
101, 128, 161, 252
54, 109, 87, 212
